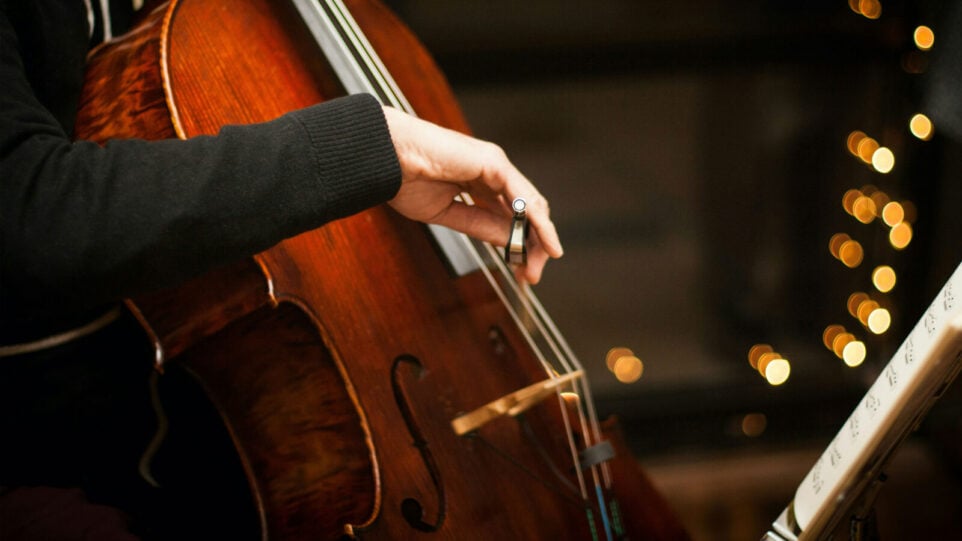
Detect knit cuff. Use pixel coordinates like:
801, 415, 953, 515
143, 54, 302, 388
291, 94, 401, 221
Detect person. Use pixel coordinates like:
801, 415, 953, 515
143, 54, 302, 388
0, 0, 562, 539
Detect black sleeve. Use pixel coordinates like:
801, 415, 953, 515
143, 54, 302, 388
0, 10, 401, 313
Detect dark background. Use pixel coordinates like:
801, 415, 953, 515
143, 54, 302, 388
384, 1, 962, 538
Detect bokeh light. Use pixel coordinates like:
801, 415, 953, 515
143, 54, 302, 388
765, 358, 791, 385
839, 239, 864, 267
858, 0, 882, 20
890, 222, 913, 249
852, 196, 877, 224
868, 308, 891, 334
833, 332, 856, 358
757, 351, 781, 377
829, 233, 850, 259
872, 265, 896, 293
613, 355, 644, 383
843, 340, 867, 367
846, 131, 866, 155
842, 189, 862, 215
882, 201, 905, 226
871, 147, 895, 173
748, 344, 773, 370
914, 26, 935, 50
848, 292, 870, 318
606, 347, 634, 371
823, 325, 846, 350
857, 299, 880, 326
909, 113, 934, 140
856, 137, 879, 163
741, 413, 768, 437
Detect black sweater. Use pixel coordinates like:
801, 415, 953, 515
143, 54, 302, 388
0, 0, 402, 342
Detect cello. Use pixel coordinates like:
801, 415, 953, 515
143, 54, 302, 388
75, 0, 689, 539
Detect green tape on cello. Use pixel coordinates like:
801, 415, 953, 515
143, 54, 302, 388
586, 508, 600, 541
610, 498, 624, 537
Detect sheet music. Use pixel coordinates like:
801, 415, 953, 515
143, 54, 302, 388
790, 263, 962, 538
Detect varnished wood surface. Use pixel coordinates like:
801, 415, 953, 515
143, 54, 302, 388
75, 3, 175, 143
74, 0, 691, 539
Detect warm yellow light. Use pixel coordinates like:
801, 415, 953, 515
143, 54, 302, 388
848, 0, 861, 14
833, 332, 856, 358
839, 239, 864, 267
842, 189, 862, 216
852, 196, 877, 224
823, 325, 846, 351
605, 347, 634, 372
741, 413, 768, 437
829, 233, 850, 259
859, 0, 882, 19
882, 201, 905, 226
843, 340, 867, 367
868, 308, 891, 334
748, 344, 773, 370
765, 359, 791, 385
757, 352, 779, 376
890, 222, 913, 249
910, 113, 934, 140
856, 137, 879, 163
872, 147, 895, 173
914, 26, 935, 50
846, 131, 866, 155
613, 355, 644, 383
872, 265, 897, 293
848, 292, 869, 318
857, 299, 880, 326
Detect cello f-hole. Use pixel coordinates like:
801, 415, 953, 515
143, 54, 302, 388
389, 354, 445, 533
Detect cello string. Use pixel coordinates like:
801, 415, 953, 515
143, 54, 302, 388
462, 269, 614, 537
525, 290, 614, 487
461, 230, 614, 532
474, 241, 616, 512
322, 0, 412, 111
476, 239, 613, 487
459, 236, 591, 500
518, 414, 580, 495
319, 0, 614, 526
328, 0, 610, 507
321, 0, 582, 387
321, 0, 586, 418
472, 433, 585, 507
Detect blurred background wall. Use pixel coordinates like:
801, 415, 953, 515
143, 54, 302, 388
384, 1, 962, 538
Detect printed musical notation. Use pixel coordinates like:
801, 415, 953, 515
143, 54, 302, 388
791, 263, 962, 537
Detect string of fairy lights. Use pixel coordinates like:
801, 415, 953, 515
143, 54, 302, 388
748, 2, 937, 387
603, 3, 937, 392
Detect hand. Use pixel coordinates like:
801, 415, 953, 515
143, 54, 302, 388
383, 106, 563, 284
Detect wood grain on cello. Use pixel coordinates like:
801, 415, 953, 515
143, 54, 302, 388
75, 1, 690, 539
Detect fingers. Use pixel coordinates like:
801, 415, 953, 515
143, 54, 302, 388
519, 193, 563, 259
431, 201, 508, 246
431, 201, 554, 284
383, 106, 563, 281
455, 145, 563, 261
519, 248, 549, 284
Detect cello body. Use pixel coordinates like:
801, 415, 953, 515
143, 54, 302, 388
75, 1, 689, 539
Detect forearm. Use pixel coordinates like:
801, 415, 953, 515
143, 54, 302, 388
1, 95, 400, 311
